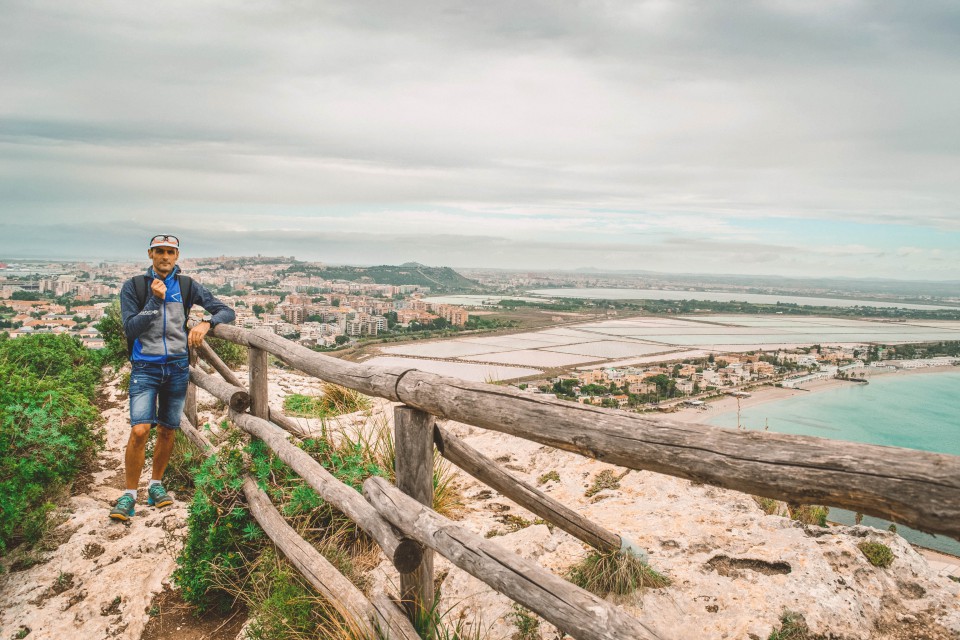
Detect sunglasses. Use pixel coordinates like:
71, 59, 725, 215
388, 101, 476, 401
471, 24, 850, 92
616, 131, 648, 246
149, 234, 180, 246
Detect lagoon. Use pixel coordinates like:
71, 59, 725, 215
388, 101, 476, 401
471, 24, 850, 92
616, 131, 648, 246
529, 288, 957, 310
708, 371, 960, 555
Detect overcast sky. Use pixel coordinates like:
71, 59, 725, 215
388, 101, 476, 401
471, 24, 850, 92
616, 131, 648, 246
1, 0, 958, 279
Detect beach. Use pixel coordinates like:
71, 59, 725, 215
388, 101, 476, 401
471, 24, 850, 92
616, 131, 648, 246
674, 364, 960, 421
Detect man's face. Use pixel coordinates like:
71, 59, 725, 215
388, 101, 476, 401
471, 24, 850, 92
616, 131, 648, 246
148, 246, 179, 276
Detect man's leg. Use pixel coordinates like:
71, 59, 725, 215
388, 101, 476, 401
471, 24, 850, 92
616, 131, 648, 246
151, 425, 176, 481
112, 363, 159, 520
125, 423, 153, 490
147, 361, 189, 509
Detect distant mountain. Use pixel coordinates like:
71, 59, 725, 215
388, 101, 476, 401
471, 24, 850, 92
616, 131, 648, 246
282, 263, 480, 292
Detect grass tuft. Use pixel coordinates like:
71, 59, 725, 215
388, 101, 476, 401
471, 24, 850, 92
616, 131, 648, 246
857, 541, 894, 568
283, 383, 371, 418
567, 549, 669, 596
788, 504, 829, 527
768, 610, 813, 640
752, 496, 781, 516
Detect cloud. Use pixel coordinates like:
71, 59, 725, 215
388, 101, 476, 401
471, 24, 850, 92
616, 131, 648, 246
1, 0, 959, 277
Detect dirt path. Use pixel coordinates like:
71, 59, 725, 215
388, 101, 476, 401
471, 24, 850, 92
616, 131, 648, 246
0, 372, 197, 639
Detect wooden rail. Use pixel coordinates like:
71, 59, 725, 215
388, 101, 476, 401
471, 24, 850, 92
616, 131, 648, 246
177, 414, 420, 640
210, 324, 960, 539
184, 324, 960, 640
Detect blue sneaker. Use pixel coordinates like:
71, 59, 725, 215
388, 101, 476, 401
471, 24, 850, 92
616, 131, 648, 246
109, 494, 136, 521
147, 483, 173, 509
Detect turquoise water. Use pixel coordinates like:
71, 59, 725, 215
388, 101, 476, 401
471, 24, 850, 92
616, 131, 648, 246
708, 371, 960, 555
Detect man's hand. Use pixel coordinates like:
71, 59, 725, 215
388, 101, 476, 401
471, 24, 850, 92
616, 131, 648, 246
151, 277, 167, 300
188, 322, 211, 348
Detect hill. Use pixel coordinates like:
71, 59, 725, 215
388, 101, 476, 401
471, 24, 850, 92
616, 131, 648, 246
282, 262, 480, 292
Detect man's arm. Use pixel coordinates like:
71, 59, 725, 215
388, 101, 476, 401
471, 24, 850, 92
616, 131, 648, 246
120, 278, 162, 340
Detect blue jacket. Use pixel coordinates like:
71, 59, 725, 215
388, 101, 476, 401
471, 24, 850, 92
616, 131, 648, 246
120, 265, 235, 363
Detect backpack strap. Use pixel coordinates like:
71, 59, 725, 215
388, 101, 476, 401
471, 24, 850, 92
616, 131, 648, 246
126, 275, 151, 358
178, 275, 194, 326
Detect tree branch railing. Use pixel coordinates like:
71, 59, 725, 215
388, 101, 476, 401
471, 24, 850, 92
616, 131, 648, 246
209, 324, 960, 539
181, 323, 960, 640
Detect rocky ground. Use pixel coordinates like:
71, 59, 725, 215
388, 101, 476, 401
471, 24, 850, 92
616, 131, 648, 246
1, 366, 958, 640
398, 419, 960, 639
0, 370, 243, 640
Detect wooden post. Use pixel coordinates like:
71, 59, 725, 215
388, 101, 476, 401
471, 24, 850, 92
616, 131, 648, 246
248, 338, 269, 420
394, 406, 435, 622
185, 348, 198, 427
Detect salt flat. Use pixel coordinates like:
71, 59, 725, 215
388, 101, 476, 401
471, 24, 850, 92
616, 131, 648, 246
360, 356, 542, 381
462, 349, 599, 367
373, 315, 960, 372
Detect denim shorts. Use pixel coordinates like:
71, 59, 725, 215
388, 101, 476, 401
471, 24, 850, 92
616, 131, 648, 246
129, 359, 190, 429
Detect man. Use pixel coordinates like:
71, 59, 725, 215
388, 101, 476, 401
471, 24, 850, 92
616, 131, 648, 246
110, 234, 235, 521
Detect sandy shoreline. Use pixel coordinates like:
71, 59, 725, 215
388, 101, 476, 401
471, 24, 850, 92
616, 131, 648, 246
675, 364, 959, 421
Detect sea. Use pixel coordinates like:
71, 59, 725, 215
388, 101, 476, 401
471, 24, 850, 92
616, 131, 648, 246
708, 371, 960, 556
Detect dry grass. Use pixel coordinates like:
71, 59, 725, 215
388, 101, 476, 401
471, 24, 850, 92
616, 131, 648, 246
211, 548, 377, 640
350, 412, 464, 518
567, 549, 670, 596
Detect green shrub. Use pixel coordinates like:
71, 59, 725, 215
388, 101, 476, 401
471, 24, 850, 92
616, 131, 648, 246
174, 425, 391, 615
567, 549, 669, 596
858, 541, 894, 568
206, 336, 247, 368
0, 334, 104, 554
242, 550, 372, 640
95, 300, 127, 367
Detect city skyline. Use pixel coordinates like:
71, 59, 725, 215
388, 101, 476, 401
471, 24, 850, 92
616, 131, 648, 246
2, 1, 959, 279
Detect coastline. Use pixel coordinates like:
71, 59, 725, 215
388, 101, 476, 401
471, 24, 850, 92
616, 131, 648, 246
677, 364, 960, 562
675, 364, 960, 421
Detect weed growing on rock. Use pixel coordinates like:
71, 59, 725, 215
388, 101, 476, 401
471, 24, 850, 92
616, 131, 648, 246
510, 604, 540, 640
584, 469, 629, 498
857, 541, 894, 568
788, 504, 829, 527
567, 549, 669, 596
752, 496, 781, 515
537, 470, 560, 485
768, 610, 814, 639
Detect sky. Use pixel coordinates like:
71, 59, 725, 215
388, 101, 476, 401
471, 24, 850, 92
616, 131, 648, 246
1, 0, 959, 279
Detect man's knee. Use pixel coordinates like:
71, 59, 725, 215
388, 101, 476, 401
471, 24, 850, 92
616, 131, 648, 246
130, 423, 152, 442
156, 425, 176, 441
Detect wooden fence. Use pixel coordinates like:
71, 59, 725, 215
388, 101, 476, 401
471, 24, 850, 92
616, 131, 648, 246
178, 325, 959, 640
